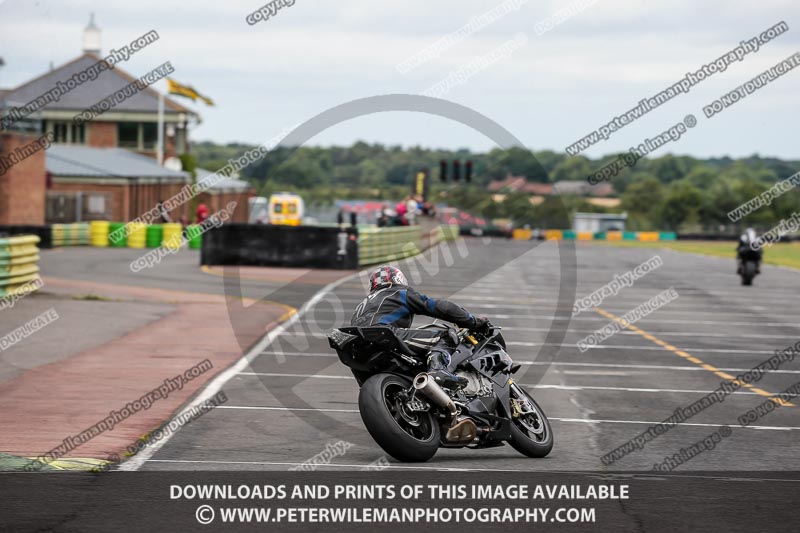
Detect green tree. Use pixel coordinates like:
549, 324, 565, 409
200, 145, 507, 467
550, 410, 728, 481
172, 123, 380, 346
661, 180, 703, 231
621, 175, 664, 230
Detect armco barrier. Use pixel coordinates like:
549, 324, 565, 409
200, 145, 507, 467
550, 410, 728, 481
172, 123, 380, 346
201, 224, 359, 269
358, 226, 422, 266
0, 235, 42, 297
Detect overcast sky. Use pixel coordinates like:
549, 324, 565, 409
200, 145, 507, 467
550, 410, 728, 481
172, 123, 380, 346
1, 0, 798, 160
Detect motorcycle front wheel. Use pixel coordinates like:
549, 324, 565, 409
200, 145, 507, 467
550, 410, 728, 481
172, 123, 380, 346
508, 384, 554, 458
358, 373, 440, 462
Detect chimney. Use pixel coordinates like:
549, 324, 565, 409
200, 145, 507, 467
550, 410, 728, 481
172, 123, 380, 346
82, 13, 101, 55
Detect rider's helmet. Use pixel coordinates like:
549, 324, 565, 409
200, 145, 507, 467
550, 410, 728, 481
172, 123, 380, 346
368, 265, 407, 292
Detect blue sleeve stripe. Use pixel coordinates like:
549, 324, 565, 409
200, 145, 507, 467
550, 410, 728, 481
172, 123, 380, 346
426, 297, 436, 313
378, 308, 409, 324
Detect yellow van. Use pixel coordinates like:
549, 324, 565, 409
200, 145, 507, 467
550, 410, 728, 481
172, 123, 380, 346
269, 193, 304, 226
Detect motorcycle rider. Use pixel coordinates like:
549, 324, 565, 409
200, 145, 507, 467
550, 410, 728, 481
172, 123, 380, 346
736, 227, 762, 274
350, 265, 489, 389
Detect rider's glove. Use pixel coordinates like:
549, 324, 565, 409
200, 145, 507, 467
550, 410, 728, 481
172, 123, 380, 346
470, 316, 490, 334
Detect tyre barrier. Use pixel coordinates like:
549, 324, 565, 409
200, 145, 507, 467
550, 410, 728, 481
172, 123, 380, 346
0, 235, 42, 298
108, 222, 127, 247
90, 221, 110, 247
439, 224, 460, 242
146, 224, 164, 248
186, 225, 202, 249
126, 222, 147, 249
51, 223, 90, 246
539, 229, 680, 242
512, 228, 532, 241
162, 223, 183, 250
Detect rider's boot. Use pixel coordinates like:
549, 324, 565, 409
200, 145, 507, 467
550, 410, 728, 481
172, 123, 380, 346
426, 349, 467, 389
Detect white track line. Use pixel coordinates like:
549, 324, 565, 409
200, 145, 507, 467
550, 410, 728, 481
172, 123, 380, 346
214, 405, 799, 431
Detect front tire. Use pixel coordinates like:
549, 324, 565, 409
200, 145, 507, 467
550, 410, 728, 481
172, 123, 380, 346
508, 385, 553, 458
358, 373, 440, 462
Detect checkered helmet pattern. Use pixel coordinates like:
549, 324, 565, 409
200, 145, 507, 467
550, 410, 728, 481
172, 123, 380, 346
369, 265, 407, 291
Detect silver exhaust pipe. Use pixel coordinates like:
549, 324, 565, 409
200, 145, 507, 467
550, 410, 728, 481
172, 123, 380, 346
413, 373, 457, 420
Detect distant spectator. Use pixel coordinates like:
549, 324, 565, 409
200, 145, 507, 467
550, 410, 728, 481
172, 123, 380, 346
195, 203, 209, 224
396, 199, 408, 226
406, 196, 418, 225
157, 200, 172, 223
377, 209, 388, 227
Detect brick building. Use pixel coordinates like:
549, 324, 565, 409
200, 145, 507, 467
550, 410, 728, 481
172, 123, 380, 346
0, 16, 254, 225
0, 16, 196, 159
0, 132, 47, 225
45, 144, 192, 223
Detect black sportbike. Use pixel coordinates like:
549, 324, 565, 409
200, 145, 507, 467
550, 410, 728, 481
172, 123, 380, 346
327, 322, 553, 462
737, 247, 761, 286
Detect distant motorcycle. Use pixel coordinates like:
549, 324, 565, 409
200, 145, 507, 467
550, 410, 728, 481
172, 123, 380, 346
327, 322, 553, 462
737, 230, 762, 286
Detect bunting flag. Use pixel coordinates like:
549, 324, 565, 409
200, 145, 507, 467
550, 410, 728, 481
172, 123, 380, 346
166, 78, 214, 106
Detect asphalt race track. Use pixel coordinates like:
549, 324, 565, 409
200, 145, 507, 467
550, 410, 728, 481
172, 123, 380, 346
131, 238, 800, 472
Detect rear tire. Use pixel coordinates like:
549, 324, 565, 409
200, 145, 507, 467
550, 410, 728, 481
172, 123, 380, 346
741, 261, 756, 286
508, 386, 553, 458
358, 373, 440, 462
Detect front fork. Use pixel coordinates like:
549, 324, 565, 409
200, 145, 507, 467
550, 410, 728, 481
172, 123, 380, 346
509, 381, 535, 419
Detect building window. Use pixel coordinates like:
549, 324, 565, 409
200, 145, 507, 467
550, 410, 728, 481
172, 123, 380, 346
118, 122, 139, 149
50, 120, 85, 144
142, 122, 158, 151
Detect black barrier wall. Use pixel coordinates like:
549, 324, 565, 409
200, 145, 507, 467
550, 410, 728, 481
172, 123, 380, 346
0, 225, 52, 248
201, 224, 359, 269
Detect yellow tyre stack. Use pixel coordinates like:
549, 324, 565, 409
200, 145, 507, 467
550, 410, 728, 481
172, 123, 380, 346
0, 235, 42, 299
90, 221, 110, 247
162, 223, 184, 250
127, 222, 147, 249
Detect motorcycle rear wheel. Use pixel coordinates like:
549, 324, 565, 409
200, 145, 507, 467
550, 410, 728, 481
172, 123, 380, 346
358, 373, 440, 462
741, 261, 756, 286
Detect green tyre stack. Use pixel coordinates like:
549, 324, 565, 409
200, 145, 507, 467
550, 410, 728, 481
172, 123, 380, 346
187, 225, 202, 249
146, 224, 164, 248
109, 222, 127, 247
